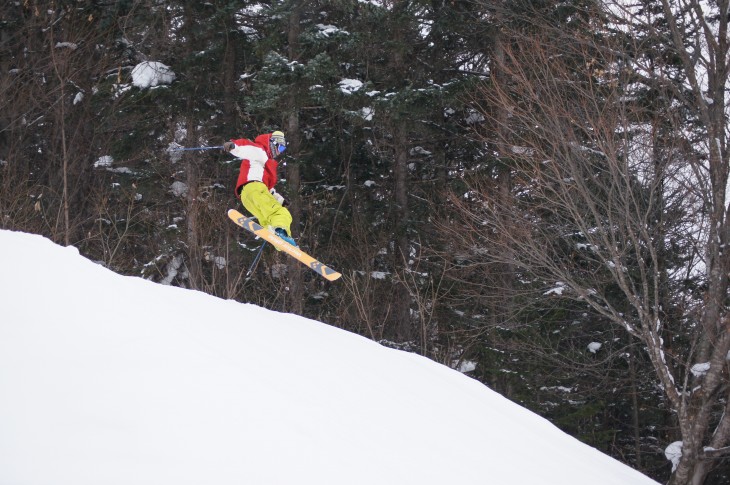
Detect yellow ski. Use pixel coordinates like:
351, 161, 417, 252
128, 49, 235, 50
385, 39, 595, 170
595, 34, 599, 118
227, 209, 342, 282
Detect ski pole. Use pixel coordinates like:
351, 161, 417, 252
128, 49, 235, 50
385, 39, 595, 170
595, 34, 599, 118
245, 242, 267, 278
168, 146, 224, 152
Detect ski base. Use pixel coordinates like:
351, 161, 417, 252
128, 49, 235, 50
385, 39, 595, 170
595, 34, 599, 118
227, 209, 342, 282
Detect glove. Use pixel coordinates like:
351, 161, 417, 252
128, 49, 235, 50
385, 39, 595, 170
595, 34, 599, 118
223, 142, 235, 152
270, 188, 287, 207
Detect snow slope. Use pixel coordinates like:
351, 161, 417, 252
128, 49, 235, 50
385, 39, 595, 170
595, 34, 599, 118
0, 230, 659, 485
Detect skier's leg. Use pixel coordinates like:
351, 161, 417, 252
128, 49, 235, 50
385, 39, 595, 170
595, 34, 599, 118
241, 182, 293, 237
240, 182, 267, 223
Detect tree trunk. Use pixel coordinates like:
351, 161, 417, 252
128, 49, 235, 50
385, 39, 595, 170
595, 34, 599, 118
393, 122, 412, 341
185, 128, 202, 290
50, 22, 71, 246
59, 83, 70, 247
492, 27, 514, 329
286, 111, 303, 314
387, 2, 413, 342
627, 342, 642, 471
221, 10, 238, 129
285, 1, 304, 314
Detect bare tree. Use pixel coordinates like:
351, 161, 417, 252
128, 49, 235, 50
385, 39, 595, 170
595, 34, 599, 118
451, 3, 730, 483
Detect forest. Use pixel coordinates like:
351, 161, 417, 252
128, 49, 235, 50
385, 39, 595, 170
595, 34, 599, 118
2, 1, 730, 484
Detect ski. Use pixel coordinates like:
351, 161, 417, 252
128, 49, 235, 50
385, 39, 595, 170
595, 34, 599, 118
227, 209, 342, 282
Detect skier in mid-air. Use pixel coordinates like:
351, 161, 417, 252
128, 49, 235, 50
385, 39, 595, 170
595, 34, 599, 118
223, 130, 297, 248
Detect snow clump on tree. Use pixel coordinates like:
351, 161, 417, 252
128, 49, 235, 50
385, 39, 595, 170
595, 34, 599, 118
131, 61, 176, 89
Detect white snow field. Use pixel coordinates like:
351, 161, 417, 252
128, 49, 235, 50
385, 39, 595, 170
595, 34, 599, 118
0, 230, 660, 485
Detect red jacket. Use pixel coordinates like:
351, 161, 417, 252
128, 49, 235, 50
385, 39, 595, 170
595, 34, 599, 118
232, 133, 278, 195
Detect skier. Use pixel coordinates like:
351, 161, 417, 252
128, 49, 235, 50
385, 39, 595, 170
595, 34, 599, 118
223, 130, 297, 247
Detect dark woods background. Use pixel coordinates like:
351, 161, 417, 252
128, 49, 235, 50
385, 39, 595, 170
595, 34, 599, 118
3, 2, 730, 484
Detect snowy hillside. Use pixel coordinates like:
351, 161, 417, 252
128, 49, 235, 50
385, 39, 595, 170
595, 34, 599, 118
0, 230, 659, 485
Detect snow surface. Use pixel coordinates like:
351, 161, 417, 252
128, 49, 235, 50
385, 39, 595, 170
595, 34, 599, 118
0, 230, 660, 485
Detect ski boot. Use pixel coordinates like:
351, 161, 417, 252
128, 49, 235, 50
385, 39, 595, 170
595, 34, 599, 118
274, 227, 297, 248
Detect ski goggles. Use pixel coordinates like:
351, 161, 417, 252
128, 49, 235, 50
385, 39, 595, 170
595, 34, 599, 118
270, 131, 287, 154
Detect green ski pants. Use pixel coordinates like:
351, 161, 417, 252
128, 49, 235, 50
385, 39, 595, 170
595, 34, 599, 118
240, 182, 293, 236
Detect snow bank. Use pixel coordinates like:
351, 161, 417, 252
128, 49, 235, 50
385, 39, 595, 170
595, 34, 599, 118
0, 230, 660, 485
